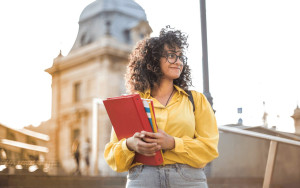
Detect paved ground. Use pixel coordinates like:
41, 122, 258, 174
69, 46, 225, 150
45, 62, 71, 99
2, 175, 298, 188
0, 175, 127, 188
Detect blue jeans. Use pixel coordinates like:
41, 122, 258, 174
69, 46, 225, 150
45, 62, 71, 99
126, 164, 208, 188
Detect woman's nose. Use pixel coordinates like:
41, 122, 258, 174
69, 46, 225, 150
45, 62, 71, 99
175, 58, 183, 66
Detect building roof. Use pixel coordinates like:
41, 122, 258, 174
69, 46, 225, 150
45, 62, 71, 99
79, 0, 147, 23
0, 123, 49, 141
70, 0, 149, 53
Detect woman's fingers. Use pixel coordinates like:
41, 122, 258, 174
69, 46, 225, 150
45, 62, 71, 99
127, 131, 163, 155
136, 140, 161, 155
137, 140, 158, 151
133, 132, 145, 139
140, 130, 174, 150
142, 137, 158, 143
141, 131, 158, 138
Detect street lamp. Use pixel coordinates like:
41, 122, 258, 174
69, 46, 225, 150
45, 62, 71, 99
200, 0, 214, 112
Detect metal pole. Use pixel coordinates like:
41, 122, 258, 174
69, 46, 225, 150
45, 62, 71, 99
200, 0, 214, 111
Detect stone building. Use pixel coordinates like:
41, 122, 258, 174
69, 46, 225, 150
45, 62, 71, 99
43, 0, 152, 175
0, 123, 49, 175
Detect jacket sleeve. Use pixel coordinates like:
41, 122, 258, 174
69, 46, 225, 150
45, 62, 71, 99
171, 91, 219, 168
104, 129, 135, 172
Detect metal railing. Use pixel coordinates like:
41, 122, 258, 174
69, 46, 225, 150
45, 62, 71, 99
218, 125, 300, 188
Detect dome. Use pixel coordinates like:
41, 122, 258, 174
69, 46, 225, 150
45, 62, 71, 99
69, 0, 150, 53
79, 0, 147, 23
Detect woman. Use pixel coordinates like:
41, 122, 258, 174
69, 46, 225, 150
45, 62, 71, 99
104, 26, 219, 188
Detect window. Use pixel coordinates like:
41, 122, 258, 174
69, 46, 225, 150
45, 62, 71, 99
74, 82, 82, 102
6, 130, 16, 140
124, 30, 131, 43
80, 34, 86, 46
26, 136, 37, 145
140, 33, 144, 39
80, 33, 92, 46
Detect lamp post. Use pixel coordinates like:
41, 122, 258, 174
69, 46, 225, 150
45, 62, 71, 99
200, 0, 214, 111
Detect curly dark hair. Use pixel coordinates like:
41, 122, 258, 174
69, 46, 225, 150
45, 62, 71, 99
125, 26, 192, 94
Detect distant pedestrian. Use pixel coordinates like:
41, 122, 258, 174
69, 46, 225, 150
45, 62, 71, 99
83, 138, 91, 175
0, 148, 7, 161
72, 138, 81, 175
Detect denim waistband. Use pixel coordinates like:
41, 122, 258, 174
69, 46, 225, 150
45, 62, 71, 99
142, 164, 201, 170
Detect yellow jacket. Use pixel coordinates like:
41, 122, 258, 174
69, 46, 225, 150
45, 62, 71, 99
104, 85, 219, 172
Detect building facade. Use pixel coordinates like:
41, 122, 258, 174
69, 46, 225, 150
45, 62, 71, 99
43, 0, 152, 176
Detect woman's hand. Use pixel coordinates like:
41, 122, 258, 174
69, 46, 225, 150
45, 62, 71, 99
126, 132, 161, 156
141, 129, 175, 150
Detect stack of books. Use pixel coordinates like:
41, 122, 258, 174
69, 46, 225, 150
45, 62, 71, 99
103, 94, 164, 165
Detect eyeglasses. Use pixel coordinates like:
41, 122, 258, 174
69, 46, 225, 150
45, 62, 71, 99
163, 53, 187, 65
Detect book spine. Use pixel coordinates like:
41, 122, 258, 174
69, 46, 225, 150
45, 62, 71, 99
150, 101, 159, 133
142, 99, 154, 132
132, 95, 153, 132
132, 96, 164, 165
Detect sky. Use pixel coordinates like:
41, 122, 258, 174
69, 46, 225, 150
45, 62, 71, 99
0, 0, 299, 133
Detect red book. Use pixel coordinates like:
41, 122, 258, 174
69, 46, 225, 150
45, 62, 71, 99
103, 94, 163, 166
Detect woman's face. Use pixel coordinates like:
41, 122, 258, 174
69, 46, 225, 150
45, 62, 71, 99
160, 44, 184, 80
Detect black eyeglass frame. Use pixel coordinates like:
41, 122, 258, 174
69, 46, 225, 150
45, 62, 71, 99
163, 53, 187, 65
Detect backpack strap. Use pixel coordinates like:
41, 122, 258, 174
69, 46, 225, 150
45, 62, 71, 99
186, 90, 195, 112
